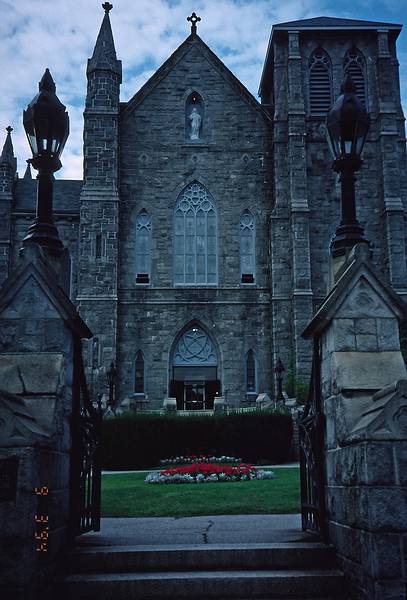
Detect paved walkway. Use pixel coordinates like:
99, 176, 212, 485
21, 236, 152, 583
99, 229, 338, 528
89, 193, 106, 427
78, 514, 306, 547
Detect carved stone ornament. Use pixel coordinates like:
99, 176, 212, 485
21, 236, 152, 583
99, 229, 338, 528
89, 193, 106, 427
349, 379, 407, 441
0, 389, 49, 447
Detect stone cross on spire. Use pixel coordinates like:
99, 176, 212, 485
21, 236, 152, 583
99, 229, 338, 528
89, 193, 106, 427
6, 126, 13, 135
187, 12, 201, 35
102, 2, 113, 13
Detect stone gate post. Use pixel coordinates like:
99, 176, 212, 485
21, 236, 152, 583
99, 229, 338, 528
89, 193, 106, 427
0, 246, 92, 599
302, 243, 407, 599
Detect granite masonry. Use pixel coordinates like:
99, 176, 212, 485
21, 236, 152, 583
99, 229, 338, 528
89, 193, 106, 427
303, 243, 407, 599
1, 10, 407, 410
0, 245, 92, 599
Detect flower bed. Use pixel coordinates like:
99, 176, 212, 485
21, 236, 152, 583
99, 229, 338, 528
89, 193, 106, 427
159, 454, 242, 466
145, 462, 274, 484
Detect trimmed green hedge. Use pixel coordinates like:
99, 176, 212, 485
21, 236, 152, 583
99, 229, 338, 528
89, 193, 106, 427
102, 410, 293, 469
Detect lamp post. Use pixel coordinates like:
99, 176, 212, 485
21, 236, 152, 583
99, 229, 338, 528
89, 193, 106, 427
22, 68, 69, 255
326, 74, 370, 258
275, 358, 285, 403
107, 361, 117, 408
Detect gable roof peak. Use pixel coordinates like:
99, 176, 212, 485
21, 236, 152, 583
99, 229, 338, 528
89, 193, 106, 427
122, 31, 270, 122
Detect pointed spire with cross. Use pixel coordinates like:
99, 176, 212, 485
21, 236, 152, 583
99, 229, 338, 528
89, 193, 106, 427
1, 126, 16, 167
102, 2, 113, 13
187, 12, 201, 35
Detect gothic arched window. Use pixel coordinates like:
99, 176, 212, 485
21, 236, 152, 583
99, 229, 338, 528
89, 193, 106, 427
135, 351, 145, 394
186, 92, 204, 141
344, 48, 367, 108
135, 209, 152, 284
240, 210, 255, 284
309, 48, 332, 115
174, 182, 217, 285
246, 350, 256, 394
173, 327, 217, 366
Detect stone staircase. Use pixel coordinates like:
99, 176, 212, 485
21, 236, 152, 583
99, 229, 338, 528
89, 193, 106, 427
53, 542, 345, 599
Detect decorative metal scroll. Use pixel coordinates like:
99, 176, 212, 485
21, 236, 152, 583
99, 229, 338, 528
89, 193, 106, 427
70, 338, 102, 536
299, 337, 328, 541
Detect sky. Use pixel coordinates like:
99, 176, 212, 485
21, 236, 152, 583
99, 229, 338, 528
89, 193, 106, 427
1, 0, 407, 180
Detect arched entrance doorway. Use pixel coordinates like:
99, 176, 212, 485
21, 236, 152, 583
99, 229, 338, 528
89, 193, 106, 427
170, 325, 220, 410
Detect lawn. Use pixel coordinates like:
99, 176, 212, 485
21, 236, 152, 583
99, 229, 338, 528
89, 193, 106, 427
101, 467, 300, 517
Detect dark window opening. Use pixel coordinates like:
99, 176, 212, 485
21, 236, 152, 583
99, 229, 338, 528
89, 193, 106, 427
246, 350, 256, 392
135, 351, 144, 394
95, 233, 102, 259
136, 273, 150, 284
241, 273, 254, 284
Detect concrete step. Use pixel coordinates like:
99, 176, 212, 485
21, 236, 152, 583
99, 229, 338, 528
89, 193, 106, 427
55, 568, 345, 599
66, 542, 337, 573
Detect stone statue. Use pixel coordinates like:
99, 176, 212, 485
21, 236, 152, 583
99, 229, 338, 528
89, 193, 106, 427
189, 107, 202, 140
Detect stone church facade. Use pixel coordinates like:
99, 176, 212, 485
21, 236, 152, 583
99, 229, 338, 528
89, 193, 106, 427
1, 9, 406, 410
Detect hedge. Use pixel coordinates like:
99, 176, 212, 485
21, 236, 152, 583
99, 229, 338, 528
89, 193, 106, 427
101, 410, 293, 470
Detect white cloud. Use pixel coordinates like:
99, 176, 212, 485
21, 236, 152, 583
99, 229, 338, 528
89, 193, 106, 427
1, 0, 406, 179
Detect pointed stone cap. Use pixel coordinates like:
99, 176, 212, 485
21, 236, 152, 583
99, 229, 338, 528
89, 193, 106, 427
302, 243, 407, 340
0, 126, 17, 171
87, 3, 122, 80
23, 161, 32, 180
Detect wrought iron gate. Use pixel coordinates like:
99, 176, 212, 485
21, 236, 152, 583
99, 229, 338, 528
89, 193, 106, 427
299, 337, 328, 541
70, 338, 102, 536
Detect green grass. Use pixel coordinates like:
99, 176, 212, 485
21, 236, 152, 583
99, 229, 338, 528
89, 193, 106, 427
101, 468, 300, 517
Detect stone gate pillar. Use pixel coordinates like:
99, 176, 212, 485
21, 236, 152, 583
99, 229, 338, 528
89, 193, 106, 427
302, 243, 407, 599
0, 246, 92, 599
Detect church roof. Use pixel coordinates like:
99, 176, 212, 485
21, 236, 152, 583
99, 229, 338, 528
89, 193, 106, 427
272, 16, 402, 31
259, 15, 402, 97
121, 33, 270, 121
14, 178, 82, 215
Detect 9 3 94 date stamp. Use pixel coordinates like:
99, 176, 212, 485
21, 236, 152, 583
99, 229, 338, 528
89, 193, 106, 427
33, 486, 49, 552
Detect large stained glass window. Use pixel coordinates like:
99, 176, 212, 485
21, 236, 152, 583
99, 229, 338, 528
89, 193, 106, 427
174, 182, 217, 285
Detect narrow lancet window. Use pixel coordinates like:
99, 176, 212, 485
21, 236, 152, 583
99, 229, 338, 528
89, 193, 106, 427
309, 48, 332, 115
246, 350, 256, 394
135, 209, 152, 284
135, 351, 145, 394
344, 48, 367, 108
240, 210, 255, 283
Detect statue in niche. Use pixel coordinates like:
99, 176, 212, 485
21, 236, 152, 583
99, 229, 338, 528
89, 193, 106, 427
189, 107, 202, 140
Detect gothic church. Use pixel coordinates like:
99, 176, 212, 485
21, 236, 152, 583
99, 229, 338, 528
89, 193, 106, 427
1, 6, 406, 410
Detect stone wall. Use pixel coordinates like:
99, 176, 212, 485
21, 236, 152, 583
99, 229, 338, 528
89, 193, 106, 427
0, 248, 92, 599
115, 37, 274, 406
268, 25, 407, 382
325, 392, 407, 599
303, 244, 407, 599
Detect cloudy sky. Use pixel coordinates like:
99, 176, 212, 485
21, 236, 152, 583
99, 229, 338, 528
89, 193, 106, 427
1, 0, 407, 179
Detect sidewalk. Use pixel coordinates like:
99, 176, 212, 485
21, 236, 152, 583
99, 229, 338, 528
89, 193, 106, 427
78, 514, 305, 547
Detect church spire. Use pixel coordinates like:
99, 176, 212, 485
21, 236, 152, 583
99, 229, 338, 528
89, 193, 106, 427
0, 126, 16, 169
87, 2, 122, 79
23, 161, 32, 180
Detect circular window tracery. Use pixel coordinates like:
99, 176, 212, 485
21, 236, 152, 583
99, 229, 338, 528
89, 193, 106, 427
173, 327, 217, 366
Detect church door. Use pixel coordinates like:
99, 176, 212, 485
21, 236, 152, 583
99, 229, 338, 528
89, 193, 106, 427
170, 326, 219, 411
